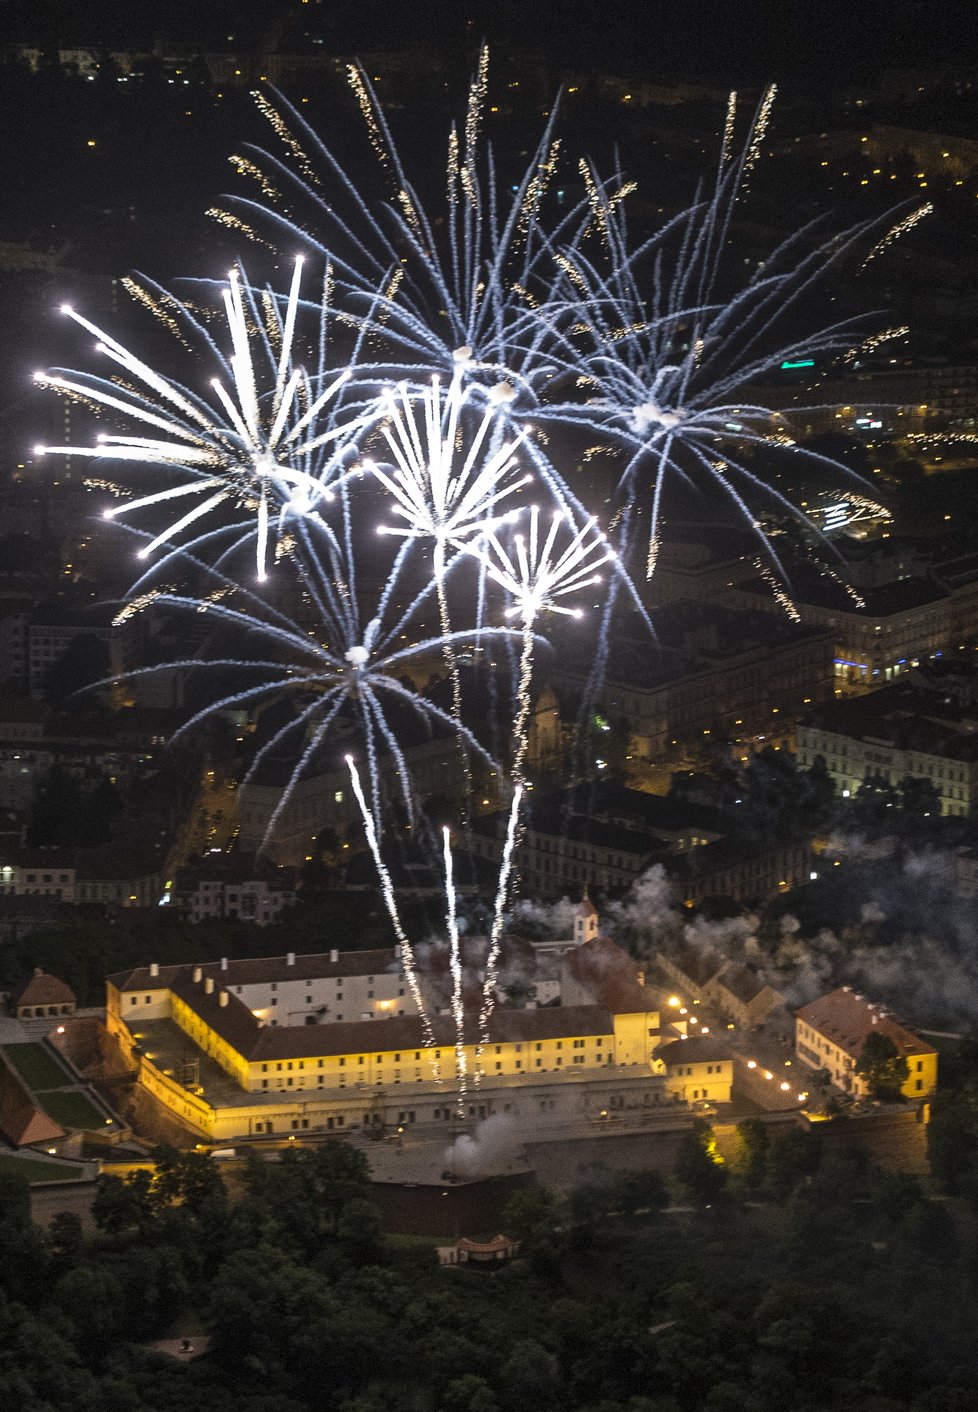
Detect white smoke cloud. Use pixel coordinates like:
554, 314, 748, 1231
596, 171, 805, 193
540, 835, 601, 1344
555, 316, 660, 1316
444, 1113, 525, 1179
504, 840, 978, 1028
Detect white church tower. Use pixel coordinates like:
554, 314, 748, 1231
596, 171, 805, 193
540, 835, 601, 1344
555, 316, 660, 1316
573, 889, 600, 947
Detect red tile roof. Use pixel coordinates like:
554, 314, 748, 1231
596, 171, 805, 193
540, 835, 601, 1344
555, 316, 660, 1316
14, 970, 76, 1010
795, 988, 936, 1063
655, 1036, 733, 1066
563, 935, 654, 1014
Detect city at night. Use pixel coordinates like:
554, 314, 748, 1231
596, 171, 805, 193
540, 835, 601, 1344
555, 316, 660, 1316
3, 3, 978, 1408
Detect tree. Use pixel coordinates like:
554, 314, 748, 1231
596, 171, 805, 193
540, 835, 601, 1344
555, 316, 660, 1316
856, 1031, 910, 1099
850, 771, 901, 827
151, 1143, 228, 1216
611, 1168, 669, 1215
502, 1186, 565, 1246
734, 1119, 769, 1189
499, 1339, 559, 1411
928, 1091, 978, 1194
92, 1170, 157, 1237
336, 1198, 383, 1263
207, 1243, 336, 1385
441, 1374, 499, 1412
766, 1126, 819, 1199
674, 1121, 727, 1206
898, 774, 942, 824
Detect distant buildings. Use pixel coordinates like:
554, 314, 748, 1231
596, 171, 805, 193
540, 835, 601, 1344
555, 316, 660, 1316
552, 597, 834, 760
795, 987, 938, 1099
796, 681, 978, 816
170, 853, 298, 926
0, 843, 166, 908
468, 784, 811, 906
729, 557, 978, 696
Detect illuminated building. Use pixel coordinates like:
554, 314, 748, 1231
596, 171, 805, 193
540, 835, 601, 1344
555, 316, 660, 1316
103, 904, 733, 1140
795, 987, 937, 1099
654, 1036, 734, 1105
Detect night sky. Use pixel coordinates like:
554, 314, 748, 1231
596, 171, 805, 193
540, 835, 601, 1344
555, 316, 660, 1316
0, 0, 972, 87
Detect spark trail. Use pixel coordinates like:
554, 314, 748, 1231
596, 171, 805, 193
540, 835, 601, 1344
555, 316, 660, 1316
346, 755, 438, 1065
36, 260, 375, 580
442, 826, 468, 1112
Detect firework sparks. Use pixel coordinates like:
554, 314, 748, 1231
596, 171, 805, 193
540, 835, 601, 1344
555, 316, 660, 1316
442, 826, 468, 1111
346, 756, 438, 1064
36, 260, 375, 579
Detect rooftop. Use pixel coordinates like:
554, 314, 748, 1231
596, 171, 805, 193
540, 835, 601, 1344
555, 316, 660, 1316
13, 969, 76, 1010
563, 935, 655, 1015
656, 1035, 734, 1065
115, 959, 616, 1063
109, 947, 405, 994
795, 987, 936, 1062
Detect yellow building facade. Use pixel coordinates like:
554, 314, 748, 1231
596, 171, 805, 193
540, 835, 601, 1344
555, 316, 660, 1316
105, 957, 695, 1141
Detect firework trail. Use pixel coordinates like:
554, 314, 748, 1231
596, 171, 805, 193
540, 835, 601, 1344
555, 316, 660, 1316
467, 506, 613, 784
464, 509, 610, 1069
109, 504, 515, 844
346, 755, 438, 1068
35, 260, 378, 581
476, 783, 522, 1075
211, 55, 602, 412
366, 373, 531, 815
442, 825, 468, 1111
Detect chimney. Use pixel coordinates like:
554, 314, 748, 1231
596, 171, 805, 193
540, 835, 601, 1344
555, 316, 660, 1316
394, 943, 402, 959
286, 951, 295, 967
192, 966, 203, 984
330, 948, 338, 964
149, 962, 159, 978
220, 957, 228, 972
219, 991, 228, 1007
205, 977, 214, 994
636, 969, 646, 987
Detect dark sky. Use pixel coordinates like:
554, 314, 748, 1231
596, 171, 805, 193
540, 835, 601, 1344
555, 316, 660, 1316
0, 0, 971, 88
